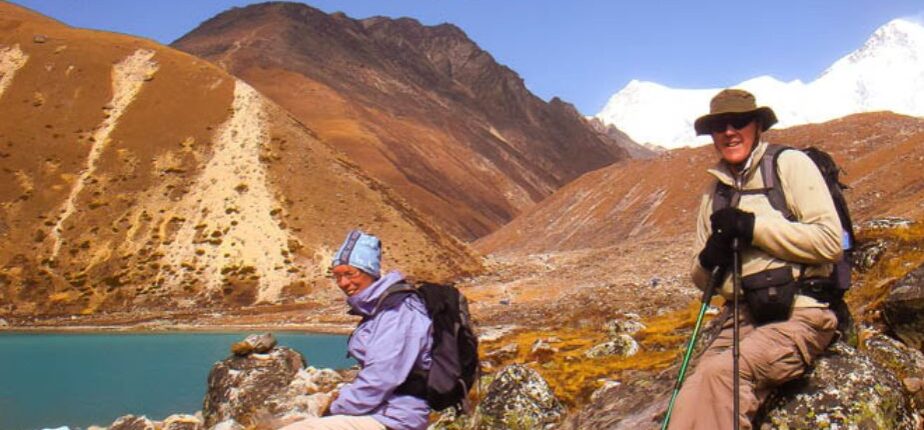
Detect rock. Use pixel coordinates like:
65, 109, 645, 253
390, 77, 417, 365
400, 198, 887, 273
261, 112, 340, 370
203, 346, 305, 427
852, 239, 888, 271
562, 369, 672, 430
231, 333, 277, 356
32, 34, 47, 43
108, 415, 155, 430
162, 414, 203, 430
861, 217, 913, 230
476, 364, 565, 429
529, 339, 558, 361
603, 318, 646, 337
585, 334, 639, 358
756, 342, 916, 429
590, 380, 621, 403
0, 318, 8, 328
883, 263, 924, 350
485, 343, 519, 364
863, 331, 924, 416
210, 420, 244, 430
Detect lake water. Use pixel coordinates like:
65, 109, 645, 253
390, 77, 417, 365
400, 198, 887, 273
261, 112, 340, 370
0, 332, 354, 430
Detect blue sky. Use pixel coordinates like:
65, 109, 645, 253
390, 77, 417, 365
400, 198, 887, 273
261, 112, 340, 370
10, 1, 924, 115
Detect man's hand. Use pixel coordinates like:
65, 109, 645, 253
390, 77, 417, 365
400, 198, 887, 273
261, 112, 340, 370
710, 207, 755, 245
698, 233, 733, 270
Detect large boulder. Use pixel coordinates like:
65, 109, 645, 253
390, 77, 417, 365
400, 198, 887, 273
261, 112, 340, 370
203, 342, 339, 427
756, 342, 916, 429
883, 263, 924, 351
476, 364, 565, 429
863, 330, 924, 416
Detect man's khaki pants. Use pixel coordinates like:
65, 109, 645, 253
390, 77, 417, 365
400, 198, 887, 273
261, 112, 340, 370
279, 415, 386, 430
668, 306, 837, 430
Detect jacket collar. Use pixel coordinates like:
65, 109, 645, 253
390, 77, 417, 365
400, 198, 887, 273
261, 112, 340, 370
346, 270, 405, 317
707, 140, 769, 188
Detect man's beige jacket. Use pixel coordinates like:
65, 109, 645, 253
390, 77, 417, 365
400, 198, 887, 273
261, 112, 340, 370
691, 140, 843, 308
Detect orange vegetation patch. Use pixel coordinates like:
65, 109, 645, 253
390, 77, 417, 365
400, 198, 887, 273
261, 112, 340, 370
480, 300, 717, 407
848, 219, 924, 323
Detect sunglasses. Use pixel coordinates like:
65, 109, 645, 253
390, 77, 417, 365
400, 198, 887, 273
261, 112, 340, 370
706, 115, 755, 133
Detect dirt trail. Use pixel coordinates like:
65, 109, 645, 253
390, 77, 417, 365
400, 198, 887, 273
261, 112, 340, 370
0, 44, 28, 100
162, 81, 295, 302
50, 49, 159, 259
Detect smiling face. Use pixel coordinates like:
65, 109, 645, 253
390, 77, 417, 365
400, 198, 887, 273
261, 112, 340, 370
331, 264, 375, 297
709, 114, 760, 168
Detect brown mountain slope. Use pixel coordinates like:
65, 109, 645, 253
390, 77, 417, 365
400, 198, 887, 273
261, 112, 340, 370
171, 1, 631, 241
0, 2, 480, 317
477, 112, 924, 255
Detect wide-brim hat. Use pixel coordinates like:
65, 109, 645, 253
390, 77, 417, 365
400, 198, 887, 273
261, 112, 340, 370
694, 89, 778, 135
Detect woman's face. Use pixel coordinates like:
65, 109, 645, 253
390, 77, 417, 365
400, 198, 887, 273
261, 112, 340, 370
331, 264, 375, 297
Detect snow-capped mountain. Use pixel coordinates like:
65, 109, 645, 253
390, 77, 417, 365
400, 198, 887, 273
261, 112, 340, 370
597, 18, 924, 149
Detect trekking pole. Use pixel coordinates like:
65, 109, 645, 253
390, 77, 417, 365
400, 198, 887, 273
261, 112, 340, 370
732, 237, 742, 430
660, 265, 724, 430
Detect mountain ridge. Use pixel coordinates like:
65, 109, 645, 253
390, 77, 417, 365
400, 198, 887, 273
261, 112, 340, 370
598, 18, 924, 150
173, 1, 635, 241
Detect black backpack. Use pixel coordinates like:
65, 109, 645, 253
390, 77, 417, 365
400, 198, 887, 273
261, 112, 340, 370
365, 281, 480, 412
713, 144, 855, 295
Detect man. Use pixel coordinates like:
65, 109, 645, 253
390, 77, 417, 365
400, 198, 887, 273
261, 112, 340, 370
668, 89, 842, 429
282, 229, 433, 430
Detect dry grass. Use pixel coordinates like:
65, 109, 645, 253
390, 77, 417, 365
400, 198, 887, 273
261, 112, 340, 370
848, 220, 924, 323
480, 300, 717, 407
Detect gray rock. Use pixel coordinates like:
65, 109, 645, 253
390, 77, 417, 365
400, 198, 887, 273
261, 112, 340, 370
585, 334, 639, 358
476, 364, 565, 429
862, 217, 913, 230
757, 342, 916, 429
603, 318, 646, 337
852, 239, 889, 271
485, 343, 519, 363
863, 331, 924, 416
162, 414, 203, 430
32, 34, 47, 43
231, 333, 277, 356
203, 346, 305, 427
884, 263, 924, 350
529, 339, 558, 361
108, 415, 155, 430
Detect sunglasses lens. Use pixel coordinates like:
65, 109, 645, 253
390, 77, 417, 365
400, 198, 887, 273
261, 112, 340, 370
709, 115, 754, 133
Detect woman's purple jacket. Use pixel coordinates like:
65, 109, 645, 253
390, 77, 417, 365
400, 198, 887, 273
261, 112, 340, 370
330, 270, 433, 430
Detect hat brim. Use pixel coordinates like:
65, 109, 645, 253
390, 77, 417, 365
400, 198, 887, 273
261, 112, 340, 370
694, 107, 778, 135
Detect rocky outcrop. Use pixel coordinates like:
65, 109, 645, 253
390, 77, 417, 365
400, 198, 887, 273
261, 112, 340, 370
883, 262, 924, 350
863, 330, 924, 416
757, 342, 916, 429
200, 334, 344, 429
476, 364, 565, 429
108, 415, 156, 430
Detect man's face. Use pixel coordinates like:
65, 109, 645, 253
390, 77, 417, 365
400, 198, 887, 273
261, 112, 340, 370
710, 114, 759, 167
331, 264, 375, 297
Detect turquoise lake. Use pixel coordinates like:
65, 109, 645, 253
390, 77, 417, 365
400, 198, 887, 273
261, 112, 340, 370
0, 332, 354, 430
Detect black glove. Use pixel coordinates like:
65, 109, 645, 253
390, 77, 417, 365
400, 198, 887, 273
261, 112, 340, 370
698, 233, 733, 270
710, 207, 755, 245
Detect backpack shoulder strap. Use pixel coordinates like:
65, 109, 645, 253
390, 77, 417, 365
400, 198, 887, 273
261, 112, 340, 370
760, 144, 795, 221
371, 281, 418, 316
